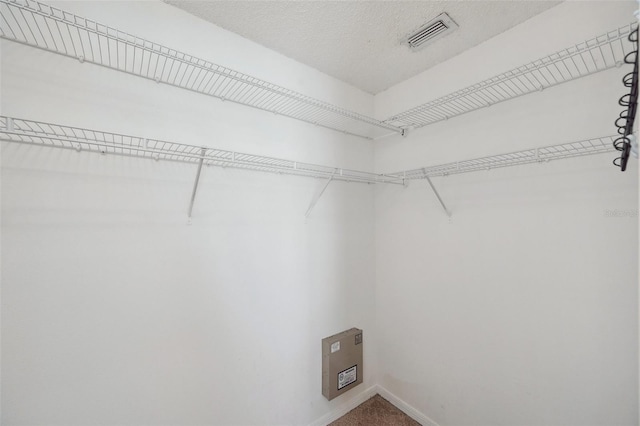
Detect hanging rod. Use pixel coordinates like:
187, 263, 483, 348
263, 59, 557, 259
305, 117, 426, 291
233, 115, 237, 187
388, 135, 618, 181
0, 0, 402, 140
383, 23, 638, 131
0, 116, 402, 185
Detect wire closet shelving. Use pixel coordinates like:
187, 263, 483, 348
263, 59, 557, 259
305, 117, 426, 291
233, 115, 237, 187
0, 0, 629, 194
0, 116, 402, 185
0, 0, 402, 140
0, 116, 618, 186
382, 23, 638, 130
1, 0, 636, 141
387, 135, 619, 181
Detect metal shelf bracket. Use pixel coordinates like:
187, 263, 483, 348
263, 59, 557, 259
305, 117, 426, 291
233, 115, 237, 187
305, 169, 337, 220
424, 170, 451, 218
187, 147, 206, 223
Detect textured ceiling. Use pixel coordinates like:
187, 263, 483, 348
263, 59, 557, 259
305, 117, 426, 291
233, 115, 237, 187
165, 1, 561, 94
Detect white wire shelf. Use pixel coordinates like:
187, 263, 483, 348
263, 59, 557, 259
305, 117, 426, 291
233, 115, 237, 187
0, 116, 402, 185
383, 23, 638, 130
389, 135, 618, 181
0, 115, 621, 187
0, 0, 402, 140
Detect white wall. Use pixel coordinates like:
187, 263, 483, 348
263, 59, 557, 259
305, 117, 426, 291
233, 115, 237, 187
1, 2, 377, 425
374, 2, 639, 425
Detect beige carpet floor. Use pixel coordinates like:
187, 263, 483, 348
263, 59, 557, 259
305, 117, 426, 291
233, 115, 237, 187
329, 394, 420, 426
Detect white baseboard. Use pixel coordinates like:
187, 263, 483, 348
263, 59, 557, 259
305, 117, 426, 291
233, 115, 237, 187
308, 385, 378, 426
307, 384, 439, 426
376, 385, 440, 426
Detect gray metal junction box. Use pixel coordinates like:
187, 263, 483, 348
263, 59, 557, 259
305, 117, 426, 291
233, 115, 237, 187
322, 328, 363, 400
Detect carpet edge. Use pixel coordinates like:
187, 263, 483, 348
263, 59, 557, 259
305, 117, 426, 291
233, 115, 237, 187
307, 385, 378, 426
376, 385, 440, 426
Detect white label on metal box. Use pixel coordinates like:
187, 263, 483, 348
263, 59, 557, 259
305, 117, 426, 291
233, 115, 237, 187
331, 342, 340, 353
338, 365, 357, 390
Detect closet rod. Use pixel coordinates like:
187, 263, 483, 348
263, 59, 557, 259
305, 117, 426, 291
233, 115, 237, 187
0, 116, 402, 185
0, 0, 402, 140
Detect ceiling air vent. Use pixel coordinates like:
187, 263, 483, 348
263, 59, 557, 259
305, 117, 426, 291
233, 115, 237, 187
405, 13, 458, 51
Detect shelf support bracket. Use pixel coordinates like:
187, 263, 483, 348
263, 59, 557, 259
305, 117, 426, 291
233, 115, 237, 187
187, 148, 206, 222
305, 170, 336, 219
424, 169, 451, 217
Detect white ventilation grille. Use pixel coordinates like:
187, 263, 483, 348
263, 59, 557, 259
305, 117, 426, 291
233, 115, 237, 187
405, 13, 458, 51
